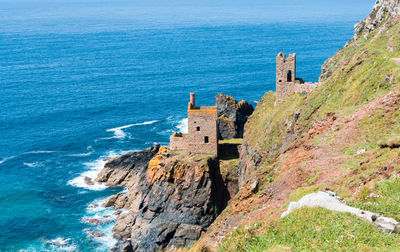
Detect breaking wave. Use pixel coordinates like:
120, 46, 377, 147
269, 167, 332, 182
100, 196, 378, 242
176, 118, 188, 133
0, 156, 16, 165
69, 146, 95, 157
82, 197, 123, 250
67, 151, 119, 191
106, 120, 159, 139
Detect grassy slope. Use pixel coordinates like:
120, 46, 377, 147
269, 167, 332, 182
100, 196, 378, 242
194, 16, 400, 252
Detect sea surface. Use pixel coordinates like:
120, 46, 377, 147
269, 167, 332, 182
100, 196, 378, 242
0, 0, 374, 251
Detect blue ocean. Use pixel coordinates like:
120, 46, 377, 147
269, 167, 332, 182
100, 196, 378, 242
0, 0, 374, 251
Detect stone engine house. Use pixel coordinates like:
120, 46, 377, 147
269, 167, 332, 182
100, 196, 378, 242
170, 93, 218, 156
275, 52, 320, 105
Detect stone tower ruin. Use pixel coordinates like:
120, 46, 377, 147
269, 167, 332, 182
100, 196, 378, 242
275, 52, 320, 105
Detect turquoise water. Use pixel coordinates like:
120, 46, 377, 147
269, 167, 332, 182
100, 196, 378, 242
0, 0, 374, 251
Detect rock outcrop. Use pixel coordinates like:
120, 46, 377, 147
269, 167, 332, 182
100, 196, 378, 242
354, 0, 400, 40
215, 94, 254, 139
282, 191, 400, 234
320, 0, 400, 82
97, 146, 232, 251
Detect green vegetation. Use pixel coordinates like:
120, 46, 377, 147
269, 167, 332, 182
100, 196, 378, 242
244, 22, 400, 160
219, 138, 243, 145
349, 178, 400, 221
219, 207, 400, 252
215, 16, 400, 252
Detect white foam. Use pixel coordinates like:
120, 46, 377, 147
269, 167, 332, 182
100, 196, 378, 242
0, 156, 16, 164
23, 162, 41, 167
85, 224, 117, 250
82, 197, 125, 250
106, 120, 159, 139
69, 146, 95, 157
67, 151, 119, 191
47, 237, 70, 246
43, 237, 78, 252
176, 118, 188, 133
25, 150, 58, 154
69, 152, 93, 157
86, 197, 108, 214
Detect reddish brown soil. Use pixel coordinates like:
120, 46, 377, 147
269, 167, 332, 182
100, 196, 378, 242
197, 87, 400, 250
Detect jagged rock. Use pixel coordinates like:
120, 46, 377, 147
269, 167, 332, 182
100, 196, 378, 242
354, 0, 400, 40
215, 94, 254, 139
114, 193, 129, 209
113, 212, 136, 239
217, 115, 236, 139
111, 240, 132, 252
103, 194, 117, 207
250, 180, 259, 193
282, 191, 400, 234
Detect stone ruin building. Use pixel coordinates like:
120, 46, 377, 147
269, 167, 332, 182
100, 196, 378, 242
170, 93, 218, 156
275, 52, 321, 105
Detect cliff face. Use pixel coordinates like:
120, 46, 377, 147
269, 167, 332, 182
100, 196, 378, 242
354, 0, 400, 40
215, 94, 254, 139
97, 146, 235, 251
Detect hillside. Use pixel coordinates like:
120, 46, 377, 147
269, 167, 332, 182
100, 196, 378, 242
191, 0, 400, 251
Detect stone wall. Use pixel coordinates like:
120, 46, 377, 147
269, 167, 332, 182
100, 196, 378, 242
293, 82, 321, 94
169, 132, 188, 150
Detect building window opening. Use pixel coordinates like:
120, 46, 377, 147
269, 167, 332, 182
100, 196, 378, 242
287, 70, 292, 82
204, 136, 209, 143
196, 126, 200, 131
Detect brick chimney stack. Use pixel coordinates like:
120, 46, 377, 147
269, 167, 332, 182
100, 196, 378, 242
190, 93, 195, 107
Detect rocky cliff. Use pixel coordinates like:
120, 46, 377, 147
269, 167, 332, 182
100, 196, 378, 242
215, 94, 254, 139
320, 0, 400, 82
354, 0, 400, 40
96, 145, 237, 251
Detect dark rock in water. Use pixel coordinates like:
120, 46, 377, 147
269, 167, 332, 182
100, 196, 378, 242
90, 231, 103, 238
215, 94, 254, 139
98, 145, 231, 251
84, 176, 94, 186
82, 217, 101, 225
